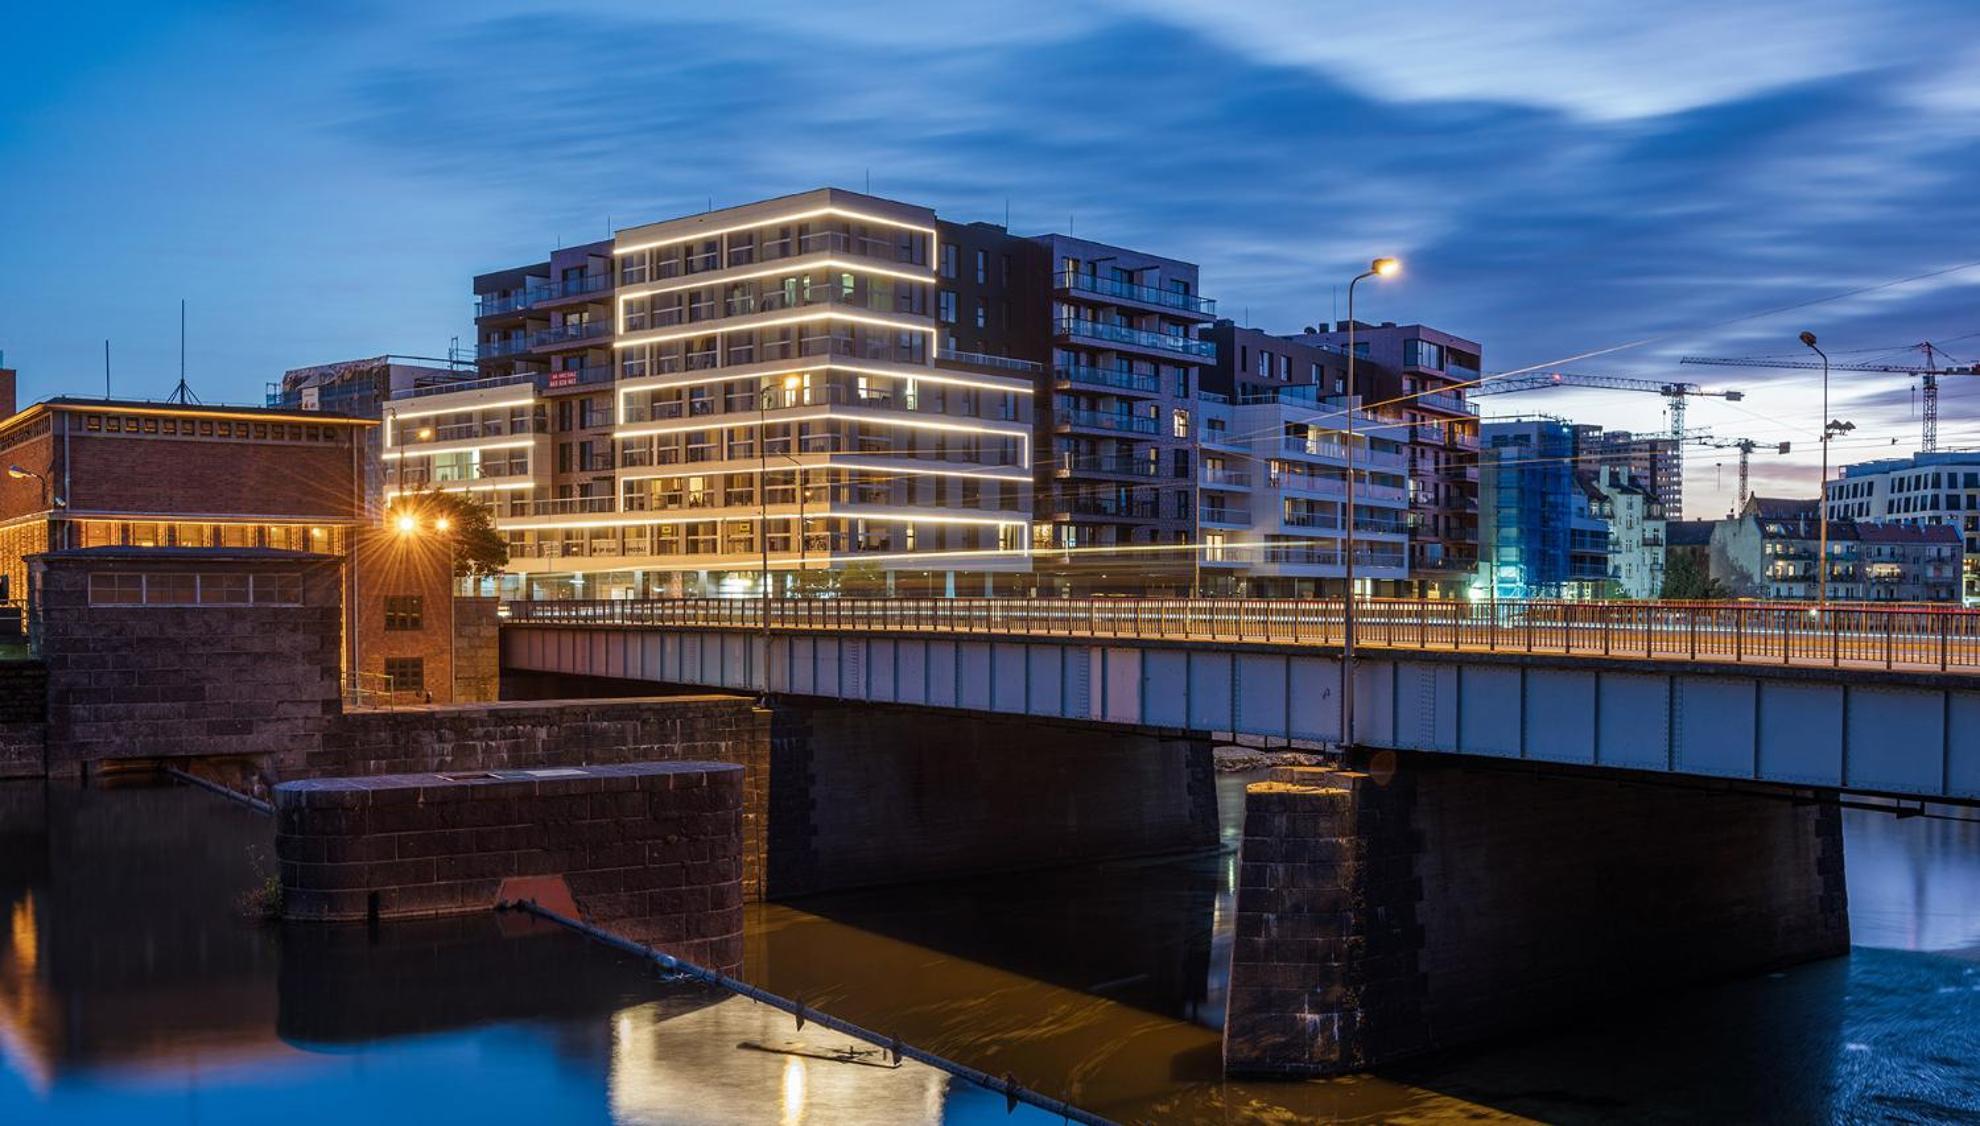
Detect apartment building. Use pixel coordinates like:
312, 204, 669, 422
1585, 466, 1665, 599
1572, 426, 1685, 519
1196, 323, 1411, 594
401, 189, 1036, 598
1295, 322, 1480, 597
273, 355, 478, 518
1475, 418, 1612, 599
1827, 450, 1980, 601
1713, 495, 1961, 602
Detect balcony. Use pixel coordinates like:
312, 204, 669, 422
477, 336, 530, 359
1281, 436, 1350, 461
1054, 318, 1216, 359
529, 321, 612, 351
542, 366, 617, 390
1055, 271, 1217, 318
1056, 454, 1160, 479
1199, 507, 1251, 527
527, 274, 613, 305
390, 372, 537, 401
1417, 390, 1475, 416
1056, 364, 1162, 395
1272, 474, 1345, 498
1200, 467, 1252, 489
476, 290, 535, 318
1055, 496, 1159, 520
1057, 408, 1158, 435
939, 348, 1042, 375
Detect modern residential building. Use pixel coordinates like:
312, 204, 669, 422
1585, 466, 1665, 599
1826, 450, 1980, 601
1474, 418, 1611, 599
402, 188, 1037, 599
273, 355, 478, 517
1714, 495, 1961, 602
1295, 322, 1480, 597
1572, 426, 1685, 519
1196, 323, 1411, 594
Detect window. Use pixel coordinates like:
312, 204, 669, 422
938, 291, 958, 323
384, 595, 424, 631
252, 574, 303, 605
1172, 408, 1190, 438
384, 658, 425, 695
974, 298, 987, 329
940, 244, 958, 279
88, 573, 144, 605
974, 249, 987, 284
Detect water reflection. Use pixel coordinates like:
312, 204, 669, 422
751, 775, 1980, 1122
0, 780, 1060, 1125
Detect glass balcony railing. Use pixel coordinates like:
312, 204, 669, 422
1199, 507, 1251, 526
527, 274, 612, 304
528, 321, 612, 349
1057, 408, 1158, 434
1056, 364, 1161, 394
1201, 468, 1252, 488
939, 349, 1043, 375
1055, 497, 1159, 519
1054, 318, 1216, 358
477, 337, 530, 359
476, 291, 534, 317
1055, 271, 1217, 317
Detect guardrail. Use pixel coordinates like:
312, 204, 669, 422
503, 596, 1980, 674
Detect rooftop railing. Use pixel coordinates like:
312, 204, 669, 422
504, 596, 1980, 675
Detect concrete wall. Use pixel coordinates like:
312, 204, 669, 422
1223, 758, 1849, 1077
768, 702, 1218, 896
276, 762, 745, 971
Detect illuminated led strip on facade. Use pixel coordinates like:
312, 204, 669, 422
613, 364, 1030, 403
381, 439, 534, 461
615, 258, 935, 307
613, 206, 939, 257
382, 397, 538, 431
612, 409, 1030, 463
612, 310, 936, 352
614, 460, 1031, 485
494, 511, 1029, 532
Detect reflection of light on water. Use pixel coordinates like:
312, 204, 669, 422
781, 1055, 806, 1126
1844, 808, 1980, 953
608, 997, 951, 1125
8, 895, 36, 977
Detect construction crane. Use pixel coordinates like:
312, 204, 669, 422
1682, 344, 1978, 452
1472, 371, 1745, 450
1702, 437, 1791, 510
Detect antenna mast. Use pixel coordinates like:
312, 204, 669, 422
168, 299, 200, 404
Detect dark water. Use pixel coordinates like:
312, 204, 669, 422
0, 781, 1057, 1125
2, 776, 1976, 1124
745, 773, 1980, 1124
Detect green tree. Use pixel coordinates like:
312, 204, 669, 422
1660, 552, 1729, 600
388, 488, 509, 579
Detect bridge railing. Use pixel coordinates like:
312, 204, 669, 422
502, 597, 1980, 674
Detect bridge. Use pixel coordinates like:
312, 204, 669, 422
504, 596, 1980, 803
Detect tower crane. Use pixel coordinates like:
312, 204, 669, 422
1702, 437, 1791, 510
1682, 344, 1977, 452
1471, 371, 1745, 450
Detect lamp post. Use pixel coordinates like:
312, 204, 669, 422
1341, 257, 1399, 752
7, 465, 54, 513
1800, 331, 1830, 608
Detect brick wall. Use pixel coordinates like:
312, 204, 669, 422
1223, 759, 1850, 1077
66, 432, 358, 518
315, 696, 769, 899
276, 762, 745, 971
33, 553, 343, 774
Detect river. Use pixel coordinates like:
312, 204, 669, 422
0, 773, 1974, 1123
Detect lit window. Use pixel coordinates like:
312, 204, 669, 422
384, 595, 423, 631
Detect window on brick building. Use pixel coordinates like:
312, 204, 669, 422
384, 657, 424, 695
384, 595, 424, 631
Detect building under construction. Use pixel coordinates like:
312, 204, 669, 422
1572, 425, 1685, 518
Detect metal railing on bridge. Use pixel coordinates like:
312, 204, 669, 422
502, 597, 1980, 675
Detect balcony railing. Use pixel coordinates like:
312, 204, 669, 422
1056, 364, 1161, 394
391, 372, 536, 401
527, 274, 612, 304
939, 348, 1043, 375
1055, 271, 1217, 317
1201, 468, 1252, 488
1056, 497, 1159, 519
1199, 507, 1251, 527
1058, 408, 1158, 434
529, 321, 612, 349
1057, 454, 1160, 478
1416, 390, 1475, 416
477, 291, 534, 317
477, 337, 530, 359
1054, 318, 1216, 358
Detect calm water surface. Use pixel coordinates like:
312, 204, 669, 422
1, 774, 1975, 1124
0, 781, 1057, 1125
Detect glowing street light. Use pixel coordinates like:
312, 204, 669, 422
1342, 257, 1400, 752
396, 514, 417, 534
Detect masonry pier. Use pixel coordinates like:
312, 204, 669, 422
1222, 757, 1851, 1077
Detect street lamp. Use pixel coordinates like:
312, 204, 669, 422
6, 465, 56, 511
1800, 331, 1831, 608
1341, 257, 1399, 752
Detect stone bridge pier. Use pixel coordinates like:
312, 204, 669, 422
1222, 755, 1849, 1077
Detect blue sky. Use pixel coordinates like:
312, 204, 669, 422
5, 0, 1980, 515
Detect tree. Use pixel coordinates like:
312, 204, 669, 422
1661, 552, 1729, 600
387, 488, 509, 579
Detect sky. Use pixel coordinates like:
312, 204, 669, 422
5, 0, 1980, 517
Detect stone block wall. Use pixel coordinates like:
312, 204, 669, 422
1223, 758, 1850, 1077
276, 762, 745, 972
0, 661, 46, 778
314, 696, 769, 899
451, 598, 500, 703
33, 553, 342, 774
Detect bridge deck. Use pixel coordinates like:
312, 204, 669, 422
506, 597, 1980, 678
